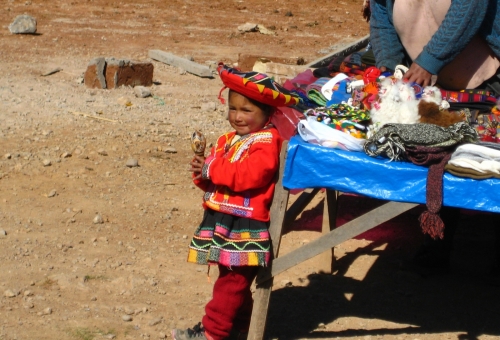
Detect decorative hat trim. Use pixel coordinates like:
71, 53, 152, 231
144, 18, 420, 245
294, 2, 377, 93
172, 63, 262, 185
216, 62, 300, 107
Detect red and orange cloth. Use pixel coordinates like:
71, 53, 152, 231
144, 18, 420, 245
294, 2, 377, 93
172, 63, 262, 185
216, 63, 300, 107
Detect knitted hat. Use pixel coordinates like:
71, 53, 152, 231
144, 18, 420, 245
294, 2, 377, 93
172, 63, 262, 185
217, 62, 300, 107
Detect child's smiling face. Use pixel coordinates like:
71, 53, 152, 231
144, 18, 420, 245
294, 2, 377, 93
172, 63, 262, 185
227, 91, 269, 136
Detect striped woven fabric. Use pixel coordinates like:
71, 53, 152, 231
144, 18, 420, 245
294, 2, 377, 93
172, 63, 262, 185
440, 89, 498, 103
187, 209, 270, 267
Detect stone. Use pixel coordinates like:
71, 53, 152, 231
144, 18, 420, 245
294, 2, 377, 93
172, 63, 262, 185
83, 57, 106, 89
148, 50, 213, 78
105, 58, 153, 89
97, 149, 108, 156
47, 189, 57, 198
134, 86, 151, 98
163, 147, 177, 154
0, 229, 6, 237
257, 24, 276, 35
148, 317, 162, 326
238, 23, 258, 33
126, 158, 139, 167
122, 314, 133, 322
4, 289, 18, 298
93, 214, 104, 224
9, 14, 37, 34
42, 159, 51, 166
84, 58, 153, 89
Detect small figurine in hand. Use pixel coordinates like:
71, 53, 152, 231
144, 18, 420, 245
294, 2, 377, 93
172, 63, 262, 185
190, 130, 206, 181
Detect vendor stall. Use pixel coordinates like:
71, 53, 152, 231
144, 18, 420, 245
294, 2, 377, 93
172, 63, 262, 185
246, 38, 500, 339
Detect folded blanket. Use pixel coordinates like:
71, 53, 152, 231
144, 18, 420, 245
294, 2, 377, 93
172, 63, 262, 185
445, 143, 500, 177
445, 163, 500, 179
306, 77, 330, 106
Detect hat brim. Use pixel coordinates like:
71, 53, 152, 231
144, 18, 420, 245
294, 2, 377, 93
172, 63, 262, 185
217, 63, 300, 107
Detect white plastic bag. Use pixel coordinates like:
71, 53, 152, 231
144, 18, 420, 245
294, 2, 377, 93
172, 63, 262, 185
298, 116, 366, 152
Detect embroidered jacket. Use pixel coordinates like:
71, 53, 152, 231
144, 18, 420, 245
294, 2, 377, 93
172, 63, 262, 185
370, 0, 500, 75
193, 127, 282, 222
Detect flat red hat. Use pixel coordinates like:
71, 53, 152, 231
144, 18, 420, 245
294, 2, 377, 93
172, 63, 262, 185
217, 62, 300, 107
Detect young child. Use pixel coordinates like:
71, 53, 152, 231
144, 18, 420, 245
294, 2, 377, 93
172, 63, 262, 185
172, 63, 299, 340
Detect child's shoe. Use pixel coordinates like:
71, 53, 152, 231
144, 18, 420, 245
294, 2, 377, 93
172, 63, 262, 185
228, 329, 248, 340
172, 322, 210, 340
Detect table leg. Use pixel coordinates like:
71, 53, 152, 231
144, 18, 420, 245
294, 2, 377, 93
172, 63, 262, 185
248, 141, 290, 340
317, 189, 339, 274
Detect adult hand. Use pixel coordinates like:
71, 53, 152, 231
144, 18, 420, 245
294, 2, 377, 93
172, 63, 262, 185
190, 155, 205, 180
403, 63, 432, 87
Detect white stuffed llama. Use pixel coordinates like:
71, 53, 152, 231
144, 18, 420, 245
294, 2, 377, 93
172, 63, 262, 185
370, 78, 420, 128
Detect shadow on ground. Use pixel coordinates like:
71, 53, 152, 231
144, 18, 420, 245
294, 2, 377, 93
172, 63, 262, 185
266, 195, 500, 339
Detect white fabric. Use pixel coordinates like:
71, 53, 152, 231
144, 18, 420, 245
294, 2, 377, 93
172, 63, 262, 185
448, 143, 500, 174
453, 143, 500, 159
321, 73, 348, 100
297, 117, 365, 152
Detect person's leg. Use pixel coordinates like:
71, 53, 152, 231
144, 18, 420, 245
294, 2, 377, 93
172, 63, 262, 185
478, 70, 500, 96
202, 265, 258, 339
231, 268, 258, 334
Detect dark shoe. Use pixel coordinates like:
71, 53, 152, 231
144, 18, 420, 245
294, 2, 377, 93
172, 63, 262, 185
228, 329, 248, 340
172, 322, 208, 340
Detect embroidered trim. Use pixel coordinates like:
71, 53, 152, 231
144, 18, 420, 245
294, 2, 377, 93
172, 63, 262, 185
230, 131, 273, 162
202, 156, 215, 180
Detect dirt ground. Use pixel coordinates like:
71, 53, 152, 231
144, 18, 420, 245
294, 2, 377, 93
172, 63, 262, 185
1, 1, 500, 339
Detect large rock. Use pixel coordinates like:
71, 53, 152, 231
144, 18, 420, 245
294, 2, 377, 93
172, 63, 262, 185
83, 57, 106, 89
84, 58, 154, 89
8, 15, 37, 34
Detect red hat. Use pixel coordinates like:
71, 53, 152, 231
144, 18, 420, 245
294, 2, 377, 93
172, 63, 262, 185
217, 62, 300, 107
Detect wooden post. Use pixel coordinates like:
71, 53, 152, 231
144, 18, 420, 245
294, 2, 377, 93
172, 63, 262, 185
316, 189, 339, 274
248, 141, 290, 340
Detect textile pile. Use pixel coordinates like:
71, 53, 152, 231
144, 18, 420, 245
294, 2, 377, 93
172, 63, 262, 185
280, 45, 500, 238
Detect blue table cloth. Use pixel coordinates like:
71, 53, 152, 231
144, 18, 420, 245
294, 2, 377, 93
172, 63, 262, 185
283, 135, 500, 213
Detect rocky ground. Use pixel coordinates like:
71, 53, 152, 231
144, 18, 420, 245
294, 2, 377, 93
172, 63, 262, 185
1, 0, 500, 339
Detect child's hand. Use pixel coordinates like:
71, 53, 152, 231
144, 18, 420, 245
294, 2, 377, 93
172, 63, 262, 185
190, 155, 205, 180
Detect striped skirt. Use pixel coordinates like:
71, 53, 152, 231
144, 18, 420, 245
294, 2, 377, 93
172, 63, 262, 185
187, 209, 271, 267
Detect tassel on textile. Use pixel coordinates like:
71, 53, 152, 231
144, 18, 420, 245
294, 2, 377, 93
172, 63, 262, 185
418, 210, 445, 239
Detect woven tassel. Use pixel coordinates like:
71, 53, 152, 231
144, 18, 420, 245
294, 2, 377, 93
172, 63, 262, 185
419, 210, 445, 239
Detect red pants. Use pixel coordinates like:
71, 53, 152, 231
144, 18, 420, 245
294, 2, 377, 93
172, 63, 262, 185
202, 265, 259, 339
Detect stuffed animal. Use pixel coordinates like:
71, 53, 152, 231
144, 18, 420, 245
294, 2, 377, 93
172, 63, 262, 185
420, 86, 450, 110
418, 86, 463, 127
370, 78, 420, 127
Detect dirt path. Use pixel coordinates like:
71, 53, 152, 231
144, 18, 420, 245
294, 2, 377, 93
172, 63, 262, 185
1, 1, 500, 339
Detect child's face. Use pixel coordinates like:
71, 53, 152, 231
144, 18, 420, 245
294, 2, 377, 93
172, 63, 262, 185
227, 91, 269, 135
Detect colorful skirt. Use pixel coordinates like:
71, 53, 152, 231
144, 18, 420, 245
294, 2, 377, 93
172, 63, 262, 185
187, 209, 271, 267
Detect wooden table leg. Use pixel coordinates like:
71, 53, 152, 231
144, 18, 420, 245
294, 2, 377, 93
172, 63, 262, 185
248, 141, 290, 340
317, 189, 339, 274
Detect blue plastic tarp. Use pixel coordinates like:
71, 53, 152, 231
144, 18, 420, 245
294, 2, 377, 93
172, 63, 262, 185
283, 135, 500, 213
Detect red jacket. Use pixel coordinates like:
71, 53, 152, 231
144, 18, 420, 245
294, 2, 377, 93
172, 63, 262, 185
193, 127, 282, 222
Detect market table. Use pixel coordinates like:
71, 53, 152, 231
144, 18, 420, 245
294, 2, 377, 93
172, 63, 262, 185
247, 135, 500, 339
